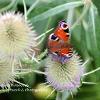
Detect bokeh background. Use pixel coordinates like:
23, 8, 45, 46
0, 0, 100, 100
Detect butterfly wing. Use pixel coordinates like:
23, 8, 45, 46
47, 21, 73, 64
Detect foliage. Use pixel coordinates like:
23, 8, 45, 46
0, 0, 100, 100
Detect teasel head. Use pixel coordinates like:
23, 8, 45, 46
0, 59, 15, 88
0, 58, 30, 89
45, 52, 84, 91
0, 12, 37, 60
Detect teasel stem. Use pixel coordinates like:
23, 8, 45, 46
37, 49, 48, 61
71, 0, 91, 30
27, 0, 39, 16
35, 28, 54, 40
23, 0, 27, 20
35, 28, 54, 46
56, 92, 62, 100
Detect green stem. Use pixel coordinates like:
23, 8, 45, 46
71, 3, 90, 30
37, 49, 48, 61
56, 91, 70, 100
27, 0, 39, 16
56, 92, 62, 100
62, 91, 70, 100
89, 4, 97, 49
67, 8, 74, 27
23, 0, 27, 20
35, 28, 54, 40
37, 18, 52, 47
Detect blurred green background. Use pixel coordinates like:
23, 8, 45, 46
0, 0, 100, 100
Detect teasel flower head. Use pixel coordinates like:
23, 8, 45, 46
45, 52, 84, 91
0, 12, 37, 59
0, 59, 15, 88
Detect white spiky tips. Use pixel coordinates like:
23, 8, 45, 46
0, 59, 15, 88
0, 12, 38, 88
45, 53, 84, 91
0, 12, 37, 58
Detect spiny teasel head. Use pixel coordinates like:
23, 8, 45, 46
0, 12, 37, 59
45, 52, 84, 91
0, 59, 15, 88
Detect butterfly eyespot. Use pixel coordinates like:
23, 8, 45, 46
59, 21, 68, 30
49, 34, 59, 41
64, 28, 69, 33
65, 53, 73, 58
66, 34, 69, 37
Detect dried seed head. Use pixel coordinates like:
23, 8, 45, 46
0, 59, 15, 88
45, 52, 84, 91
0, 12, 37, 59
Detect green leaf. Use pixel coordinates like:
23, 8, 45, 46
92, 0, 100, 15
89, 4, 97, 49
31, 1, 84, 22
